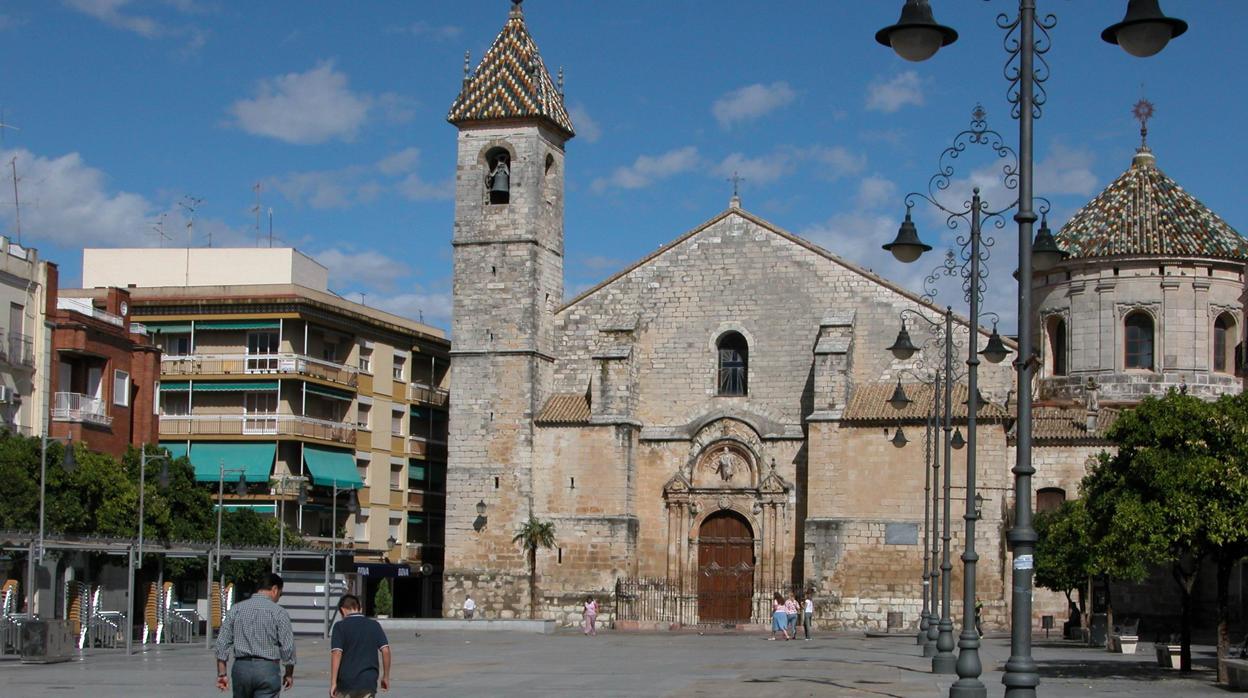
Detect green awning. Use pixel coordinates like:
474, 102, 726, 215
160, 442, 188, 459
146, 323, 192, 334
407, 515, 424, 525
411, 407, 425, 418
192, 381, 279, 392
189, 442, 275, 483
306, 383, 354, 401
160, 382, 191, 392
214, 504, 277, 514
303, 445, 363, 489
196, 320, 281, 331
409, 464, 426, 481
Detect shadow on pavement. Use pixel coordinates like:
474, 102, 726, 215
1037, 658, 1216, 681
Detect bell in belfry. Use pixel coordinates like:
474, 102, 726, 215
488, 155, 510, 204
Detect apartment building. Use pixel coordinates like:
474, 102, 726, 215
75, 248, 450, 615
0, 236, 52, 437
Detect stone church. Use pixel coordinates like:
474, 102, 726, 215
442, 2, 1246, 630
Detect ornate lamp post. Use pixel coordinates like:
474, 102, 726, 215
875, 2, 1186, 695
883, 107, 1017, 690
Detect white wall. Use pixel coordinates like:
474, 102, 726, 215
83, 248, 329, 291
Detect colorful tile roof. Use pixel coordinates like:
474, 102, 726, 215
1057, 148, 1248, 261
447, 2, 574, 138
841, 382, 1009, 423
536, 392, 591, 424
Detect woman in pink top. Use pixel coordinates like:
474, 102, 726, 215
583, 595, 598, 636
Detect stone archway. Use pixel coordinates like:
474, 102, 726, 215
697, 510, 754, 624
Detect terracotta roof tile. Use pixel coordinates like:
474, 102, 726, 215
536, 392, 590, 424
1057, 148, 1248, 261
447, 3, 574, 138
842, 382, 1009, 423
1028, 405, 1119, 443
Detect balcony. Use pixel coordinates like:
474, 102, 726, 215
0, 332, 32, 367
404, 542, 444, 566
408, 382, 449, 407
57, 297, 123, 327
406, 435, 448, 460
161, 353, 359, 388
159, 413, 357, 444
52, 392, 113, 427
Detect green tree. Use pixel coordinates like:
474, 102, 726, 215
1082, 389, 1248, 676
1034, 499, 1093, 632
513, 516, 556, 619
374, 578, 393, 617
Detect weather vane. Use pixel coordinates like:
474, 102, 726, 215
1132, 98, 1155, 147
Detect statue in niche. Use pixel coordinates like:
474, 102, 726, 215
714, 446, 742, 483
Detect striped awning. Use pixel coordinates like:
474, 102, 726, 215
193, 381, 279, 392
160, 382, 191, 392
145, 323, 192, 334
306, 384, 353, 401
195, 320, 280, 331
189, 442, 275, 483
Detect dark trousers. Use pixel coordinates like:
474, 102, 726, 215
232, 658, 282, 698
803, 612, 812, 639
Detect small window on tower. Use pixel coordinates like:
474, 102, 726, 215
716, 331, 748, 396
485, 147, 510, 205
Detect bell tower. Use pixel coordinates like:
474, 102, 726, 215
443, 0, 574, 617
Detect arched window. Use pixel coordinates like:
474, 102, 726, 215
1036, 487, 1066, 514
716, 332, 748, 396
1213, 313, 1237, 374
1124, 311, 1154, 370
1047, 317, 1067, 376
484, 147, 511, 205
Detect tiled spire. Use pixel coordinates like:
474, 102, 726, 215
447, 1, 575, 138
1056, 147, 1248, 261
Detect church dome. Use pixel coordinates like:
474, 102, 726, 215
1056, 146, 1248, 262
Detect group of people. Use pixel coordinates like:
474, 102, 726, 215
214, 573, 392, 698
770, 591, 814, 641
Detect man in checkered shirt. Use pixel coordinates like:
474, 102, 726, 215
214, 573, 297, 697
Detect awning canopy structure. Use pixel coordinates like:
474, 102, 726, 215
195, 320, 281, 331
160, 382, 191, 392
214, 504, 277, 514
306, 384, 353, 401
303, 445, 363, 489
189, 442, 276, 483
160, 441, 189, 460
193, 381, 279, 392
146, 322, 192, 334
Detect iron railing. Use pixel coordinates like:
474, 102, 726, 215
7, 333, 32, 366
57, 297, 123, 327
159, 413, 356, 443
408, 382, 449, 407
161, 353, 360, 387
52, 392, 112, 427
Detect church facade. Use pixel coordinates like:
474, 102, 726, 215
442, 4, 1246, 630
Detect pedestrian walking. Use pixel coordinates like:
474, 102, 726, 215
214, 573, 296, 697
975, 598, 984, 638
330, 594, 392, 698
802, 593, 814, 640
463, 595, 476, 620
769, 592, 790, 641
582, 595, 598, 636
784, 592, 799, 639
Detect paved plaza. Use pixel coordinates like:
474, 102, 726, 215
0, 628, 1232, 697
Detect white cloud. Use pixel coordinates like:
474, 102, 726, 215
228, 61, 371, 145
315, 248, 411, 293
591, 146, 700, 192
568, 104, 601, 143
811, 146, 867, 179
65, 0, 206, 50
712, 82, 796, 128
371, 288, 453, 329
714, 151, 792, 185
856, 176, 898, 209
391, 20, 461, 40
866, 71, 924, 113
267, 147, 451, 209
1036, 143, 1098, 196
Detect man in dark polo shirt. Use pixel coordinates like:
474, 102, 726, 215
330, 594, 391, 698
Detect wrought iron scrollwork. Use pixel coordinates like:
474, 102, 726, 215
997, 8, 1057, 120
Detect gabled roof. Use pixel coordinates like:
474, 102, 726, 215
559, 206, 1015, 347
447, 2, 574, 139
1057, 148, 1248, 261
536, 392, 590, 424
842, 382, 1009, 424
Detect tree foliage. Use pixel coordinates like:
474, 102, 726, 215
514, 516, 556, 619
1081, 389, 1248, 675
1034, 499, 1092, 601
374, 578, 393, 617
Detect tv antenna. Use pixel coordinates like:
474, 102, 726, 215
268, 207, 274, 247
9, 157, 22, 245
178, 195, 203, 247
251, 182, 263, 246
149, 213, 171, 247
0, 108, 19, 146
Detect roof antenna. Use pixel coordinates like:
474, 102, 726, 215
149, 213, 171, 247
268, 207, 274, 247
8, 156, 21, 245
251, 182, 263, 246
179, 194, 203, 247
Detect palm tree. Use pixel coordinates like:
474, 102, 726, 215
513, 516, 556, 619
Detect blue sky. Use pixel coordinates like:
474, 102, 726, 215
0, 1, 1243, 333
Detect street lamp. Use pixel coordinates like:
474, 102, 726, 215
881, 106, 1018, 689
30, 434, 76, 616
213, 461, 249, 587
274, 474, 307, 572
137, 446, 172, 561
329, 483, 360, 574
875, 3, 1183, 696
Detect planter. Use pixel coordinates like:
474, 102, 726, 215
1154, 642, 1180, 669
377, 615, 390, 620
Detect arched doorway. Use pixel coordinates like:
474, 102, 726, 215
697, 511, 754, 624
